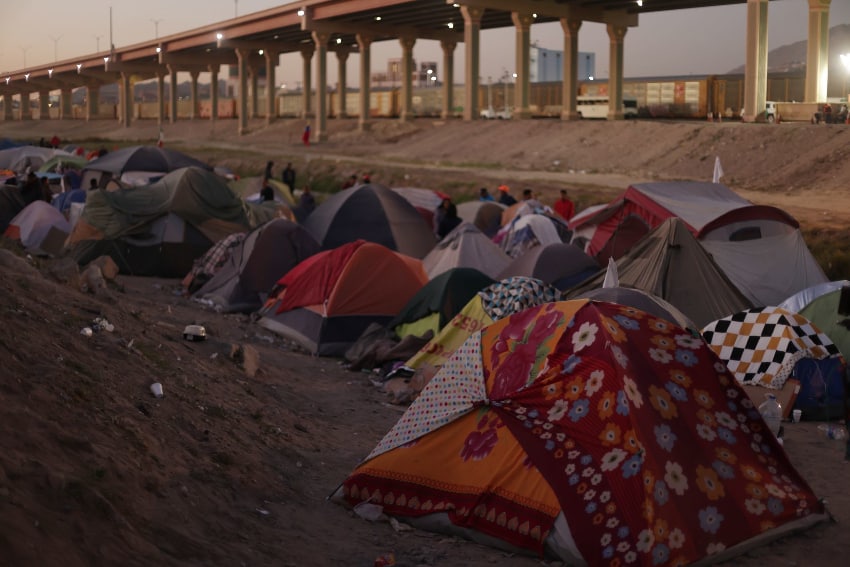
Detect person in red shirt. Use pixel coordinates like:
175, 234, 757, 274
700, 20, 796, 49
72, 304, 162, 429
553, 189, 575, 221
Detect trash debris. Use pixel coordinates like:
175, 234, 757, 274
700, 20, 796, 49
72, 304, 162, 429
388, 517, 412, 533
210, 352, 219, 360
91, 317, 114, 333
353, 500, 385, 522
818, 424, 847, 440
183, 325, 206, 341
256, 507, 270, 516
150, 382, 164, 398
80, 327, 93, 337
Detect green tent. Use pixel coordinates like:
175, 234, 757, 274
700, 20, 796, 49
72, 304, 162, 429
68, 166, 275, 276
800, 289, 850, 361
389, 267, 494, 339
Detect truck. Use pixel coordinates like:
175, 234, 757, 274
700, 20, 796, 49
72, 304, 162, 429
480, 106, 512, 120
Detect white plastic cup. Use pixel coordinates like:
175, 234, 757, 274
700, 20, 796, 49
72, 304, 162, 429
792, 409, 802, 423
150, 382, 164, 398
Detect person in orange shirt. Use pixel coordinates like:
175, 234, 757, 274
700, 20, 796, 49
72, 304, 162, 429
553, 189, 575, 221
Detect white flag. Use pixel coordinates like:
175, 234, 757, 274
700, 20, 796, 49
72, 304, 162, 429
712, 156, 724, 183
602, 257, 619, 289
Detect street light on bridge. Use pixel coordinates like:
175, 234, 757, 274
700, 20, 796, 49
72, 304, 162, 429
49, 35, 62, 63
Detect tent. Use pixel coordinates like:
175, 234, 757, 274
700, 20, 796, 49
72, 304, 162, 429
339, 300, 826, 565
422, 222, 511, 280
183, 232, 246, 293
391, 187, 449, 228
778, 280, 850, 314
3, 201, 70, 253
702, 306, 843, 390
402, 277, 562, 378
456, 201, 506, 237
566, 217, 752, 329
38, 154, 90, 174
797, 287, 850, 361
81, 145, 211, 188
566, 181, 826, 306
0, 186, 26, 233
496, 213, 568, 258
389, 268, 495, 340
257, 240, 428, 356
699, 210, 827, 307
575, 286, 698, 332
568, 181, 753, 261
304, 183, 436, 259
68, 167, 272, 277
0, 146, 73, 173
193, 218, 321, 313
497, 242, 599, 291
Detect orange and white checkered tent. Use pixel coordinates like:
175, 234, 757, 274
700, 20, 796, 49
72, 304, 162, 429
701, 306, 843, 389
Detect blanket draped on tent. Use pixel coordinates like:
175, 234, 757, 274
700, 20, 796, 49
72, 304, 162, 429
702, 306, 842, 389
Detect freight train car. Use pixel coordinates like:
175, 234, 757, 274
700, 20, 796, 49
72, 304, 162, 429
528, 72, 806, 119
272, 72, 806, 121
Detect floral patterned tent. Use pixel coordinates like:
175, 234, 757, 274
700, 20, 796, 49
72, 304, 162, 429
340, 300, 826, 566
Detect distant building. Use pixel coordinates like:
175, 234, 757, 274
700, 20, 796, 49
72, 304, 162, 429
530, 46, 595, 82
372, 59, 439, 88
225, 64, 268, 98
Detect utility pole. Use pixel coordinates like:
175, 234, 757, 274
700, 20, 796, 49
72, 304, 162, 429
151, 19, 163, 40
94, 34, 103, 52
20, 45, 31, 68
487, 76, 492, 109
49, 35, 62, 63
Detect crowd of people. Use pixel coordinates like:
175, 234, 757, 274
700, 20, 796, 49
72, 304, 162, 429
477, 184, 575, 221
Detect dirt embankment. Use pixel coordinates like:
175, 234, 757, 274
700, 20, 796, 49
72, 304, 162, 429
8, 116, 850, 229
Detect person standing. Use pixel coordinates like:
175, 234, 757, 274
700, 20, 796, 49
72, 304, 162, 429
281, 162, 296, 191
298, 184, 316, 215
479, 187, 495, 201
341, 174, 357, 190
437, 202, 461, 239
433, 198, 451, 236
260, 181, 274, 202
553, 189, 575, 221
263, 161, 274, 183
497, 184, 517, 206
302, 124, 311, 146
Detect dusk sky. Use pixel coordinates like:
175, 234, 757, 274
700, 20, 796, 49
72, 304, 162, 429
2, 0, 850, 86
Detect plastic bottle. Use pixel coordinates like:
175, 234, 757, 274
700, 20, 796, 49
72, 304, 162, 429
758, 394, 783, 437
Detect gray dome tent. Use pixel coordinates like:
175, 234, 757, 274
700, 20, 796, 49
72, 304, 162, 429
303, 183, 436, 259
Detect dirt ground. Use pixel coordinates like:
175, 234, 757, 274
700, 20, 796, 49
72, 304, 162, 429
0, 117, 849, 566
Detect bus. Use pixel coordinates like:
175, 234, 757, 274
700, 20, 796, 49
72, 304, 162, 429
576, 95, 638, 119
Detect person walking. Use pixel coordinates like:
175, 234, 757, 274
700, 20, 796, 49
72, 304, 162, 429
302, 124, 311, 146
263, 161, 274, 183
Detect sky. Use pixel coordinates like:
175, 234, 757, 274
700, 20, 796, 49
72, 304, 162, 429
2, 0, 850, 86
